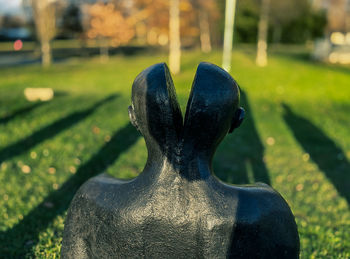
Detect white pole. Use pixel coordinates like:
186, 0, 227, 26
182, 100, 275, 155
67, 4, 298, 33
169, 0, 181, 74
256, 0, 270, 67
222, 0, 237, 72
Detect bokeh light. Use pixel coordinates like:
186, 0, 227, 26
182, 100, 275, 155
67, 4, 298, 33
13, 39, 23, 51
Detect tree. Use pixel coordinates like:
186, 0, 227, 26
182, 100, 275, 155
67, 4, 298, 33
269, 0, 309, 43
132, 0, 170, 45
227, 0, 326, 46
61, 4, 83, 38
234, 0, 259, 43
192, 0, 219, 53
327, 0, 348, 33
86, 2, 135, 62
256, 0, 270, 67
32, 0, 57, 67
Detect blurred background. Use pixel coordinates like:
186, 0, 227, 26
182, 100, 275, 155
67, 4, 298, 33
0, 0, 349, 258
0, 0, 340, 67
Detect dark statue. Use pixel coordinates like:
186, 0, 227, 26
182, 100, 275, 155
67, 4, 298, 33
61, 62, 299, 258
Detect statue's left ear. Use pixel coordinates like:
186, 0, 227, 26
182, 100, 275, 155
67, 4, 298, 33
229, 107, 245, 133
128, 105, 139, 131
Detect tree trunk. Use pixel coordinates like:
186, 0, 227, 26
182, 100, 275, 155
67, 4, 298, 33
222, 0, 237, 72
169, 0, 181, 74
135, 22, 147, 45
32, 0, 56, 67
41, 39, 52, 67
100, 38, 109, 63
199, 8, 211, 53
273, 25, 282, 44
256, 0, 270, 67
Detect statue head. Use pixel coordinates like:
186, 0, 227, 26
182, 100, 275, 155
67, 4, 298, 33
128, 63, 183, 157
128, 62, 244, 159
183, 62, 244, 154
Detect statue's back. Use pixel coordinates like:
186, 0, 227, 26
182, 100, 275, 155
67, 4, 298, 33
61, 62, 299, 258
62, 173, 299, 259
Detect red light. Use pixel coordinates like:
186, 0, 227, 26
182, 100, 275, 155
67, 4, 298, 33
14, 39, 23, 51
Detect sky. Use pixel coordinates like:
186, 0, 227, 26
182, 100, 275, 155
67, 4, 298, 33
0, 0, 22, 15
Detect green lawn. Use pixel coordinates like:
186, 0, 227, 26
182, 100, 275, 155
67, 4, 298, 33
0, 48, 349, 258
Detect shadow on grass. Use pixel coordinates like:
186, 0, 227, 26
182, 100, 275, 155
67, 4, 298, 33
282, 103, 350, 205
0, 102, 49, 126
0, 95, 117, 165
214, 90, 270, 185
0, 122, 140, 257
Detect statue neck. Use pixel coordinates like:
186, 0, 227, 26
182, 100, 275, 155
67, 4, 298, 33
142, 138, 214, 181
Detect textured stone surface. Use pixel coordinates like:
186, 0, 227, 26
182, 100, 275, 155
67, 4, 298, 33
61, 62, 299, 258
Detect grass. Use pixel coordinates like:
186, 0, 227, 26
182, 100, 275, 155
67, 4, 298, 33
0, 48, 349, 258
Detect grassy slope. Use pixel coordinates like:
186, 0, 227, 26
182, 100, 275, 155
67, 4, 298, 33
0, 49, 349, 258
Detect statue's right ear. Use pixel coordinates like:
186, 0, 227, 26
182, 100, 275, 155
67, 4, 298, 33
128, 105, 139, 131
229, 107, 245, 133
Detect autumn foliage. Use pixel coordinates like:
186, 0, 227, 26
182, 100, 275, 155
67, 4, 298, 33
87, 2, 135, 47
84, 0, 219, 48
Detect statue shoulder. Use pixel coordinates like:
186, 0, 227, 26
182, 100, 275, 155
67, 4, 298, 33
215, 181, 296, 227
68, 173, 130, 213
62, 174, 131, 258
228, 184, 299, 258
233, 183, 293, 216
80, 173, 128, 191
